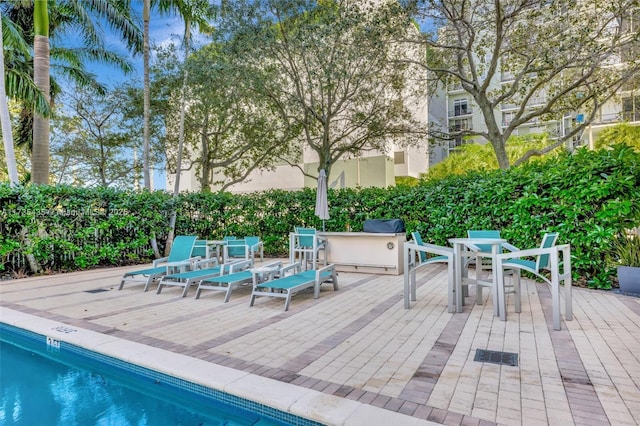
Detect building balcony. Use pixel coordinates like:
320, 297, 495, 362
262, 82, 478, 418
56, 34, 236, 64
448, 123, 473, 132
448, 108, 473, 117
591, 111, 640, 125
447, 83, 465, 93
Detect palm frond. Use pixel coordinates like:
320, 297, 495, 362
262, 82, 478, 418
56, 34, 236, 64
52, 63, 107, 95
1, 13, 31, 56
4, 68, 50, 117
51, 46, 134, 74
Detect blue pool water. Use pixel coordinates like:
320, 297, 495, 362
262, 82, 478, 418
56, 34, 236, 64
0, 324, 316, 426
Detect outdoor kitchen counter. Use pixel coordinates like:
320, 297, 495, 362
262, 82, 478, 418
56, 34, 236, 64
317, 232, 406, 275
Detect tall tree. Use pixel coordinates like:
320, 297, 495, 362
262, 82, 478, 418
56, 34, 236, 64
153, 0, 215, 254
0, 12, 19, 185
156, 0, 214, 196
142, 0, 151, 189
50, 86, 141, 188
2, 0, 142, 182
405, 0, 640, 169
31, 0, 50, 184
218, 0, 427, 181
154, 43, 294, 191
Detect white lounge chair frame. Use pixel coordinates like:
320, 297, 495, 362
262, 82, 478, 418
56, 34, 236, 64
195, 259, 282, 302
250, 263, 338, 311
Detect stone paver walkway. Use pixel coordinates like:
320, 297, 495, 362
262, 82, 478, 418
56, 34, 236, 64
1, 262, 639, 425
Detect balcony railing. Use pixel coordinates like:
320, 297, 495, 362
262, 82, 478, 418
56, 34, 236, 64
449, 123, 473, 132
448, 108, 473, 117
622, 111, 640, 122
591, 111, 640, 124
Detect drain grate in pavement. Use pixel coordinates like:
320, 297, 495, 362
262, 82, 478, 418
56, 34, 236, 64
85, 288, 109, 294
474, 349, 518, 366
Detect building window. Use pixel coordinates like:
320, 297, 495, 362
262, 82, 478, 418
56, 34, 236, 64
503, 111, 517, 127
453, 99, 469, 116
622, 96, 640, 122
449, 136, 465, 151
394, 151, 405, 165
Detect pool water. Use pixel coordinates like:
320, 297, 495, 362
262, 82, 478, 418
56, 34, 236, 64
0, 327, 290, 426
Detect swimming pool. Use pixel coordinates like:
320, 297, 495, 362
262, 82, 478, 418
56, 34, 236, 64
0, 323, 320, 426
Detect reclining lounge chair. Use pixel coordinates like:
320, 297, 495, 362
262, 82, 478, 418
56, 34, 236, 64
156, 258, 245, 297
195, 260, 282, 302
250, 263, 338, 311
118, 235, 198, 292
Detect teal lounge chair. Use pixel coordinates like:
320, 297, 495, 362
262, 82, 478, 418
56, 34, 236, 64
118, 236, 198, 292
195, 260, 282, 302
250, 263, 338, 311
156, 258, 245, 297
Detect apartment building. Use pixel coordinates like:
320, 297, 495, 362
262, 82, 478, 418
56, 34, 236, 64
429, 2, 640, 156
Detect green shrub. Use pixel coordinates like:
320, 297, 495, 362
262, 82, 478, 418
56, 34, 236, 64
1, 145, 638, 289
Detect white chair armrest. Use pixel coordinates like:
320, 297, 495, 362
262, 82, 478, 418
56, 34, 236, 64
166, 258, 198, 267
465, 243, 482, 252
153, 256, 169, 267
496, 246, 557, 261
229, 259, 254, 273
502, 242, 520, 252
281, 262, 302, 276
315, 263, 335, 278
194, 257, 218, 269
406, 242, 453, 258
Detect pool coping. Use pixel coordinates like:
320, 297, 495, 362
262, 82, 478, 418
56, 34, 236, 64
0, 306, 436, 426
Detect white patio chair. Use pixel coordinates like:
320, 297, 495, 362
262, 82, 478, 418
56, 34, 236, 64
495, 232, 573, 330
404, 232, 455, 312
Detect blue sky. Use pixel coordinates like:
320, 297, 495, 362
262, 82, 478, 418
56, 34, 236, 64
84, 8, 186, 88
79, 7, 191, 190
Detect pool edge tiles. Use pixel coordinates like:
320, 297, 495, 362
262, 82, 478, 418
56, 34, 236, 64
0, 307, 437, 426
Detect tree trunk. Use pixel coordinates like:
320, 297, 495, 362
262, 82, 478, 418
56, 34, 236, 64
32, 1, 50, 184
0, 13, 19, 185
199, 113, 211, 192
142, 0, 151, 190
166, 18, 192, 256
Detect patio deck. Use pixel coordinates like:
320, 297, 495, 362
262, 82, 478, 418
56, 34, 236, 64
1, 261, 639, 425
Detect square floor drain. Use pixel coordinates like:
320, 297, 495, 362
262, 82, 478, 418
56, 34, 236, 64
474, 349, 518, 366
85, 288, 109, 294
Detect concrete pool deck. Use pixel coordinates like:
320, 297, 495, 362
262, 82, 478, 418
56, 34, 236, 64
1, 261, 639, 425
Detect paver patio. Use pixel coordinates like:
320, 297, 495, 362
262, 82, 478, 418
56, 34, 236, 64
1, 261, 639, 425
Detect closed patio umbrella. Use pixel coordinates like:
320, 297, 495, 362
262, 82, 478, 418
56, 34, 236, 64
315, 169, 329, 231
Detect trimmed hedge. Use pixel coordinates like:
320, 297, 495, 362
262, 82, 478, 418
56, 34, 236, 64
1, 145, 638, 288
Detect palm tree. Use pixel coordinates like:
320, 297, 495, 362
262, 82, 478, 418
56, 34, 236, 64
31, 0, 49, 184
0, 12, 19, 185
154, 0, 215, 254
2, 0, 143, 184
142, 0, 151, 190
139, 0, 214, 192
1, 12, 49, 184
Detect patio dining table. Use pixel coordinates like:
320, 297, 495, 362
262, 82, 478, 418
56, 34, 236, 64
448, 237, 507, 315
